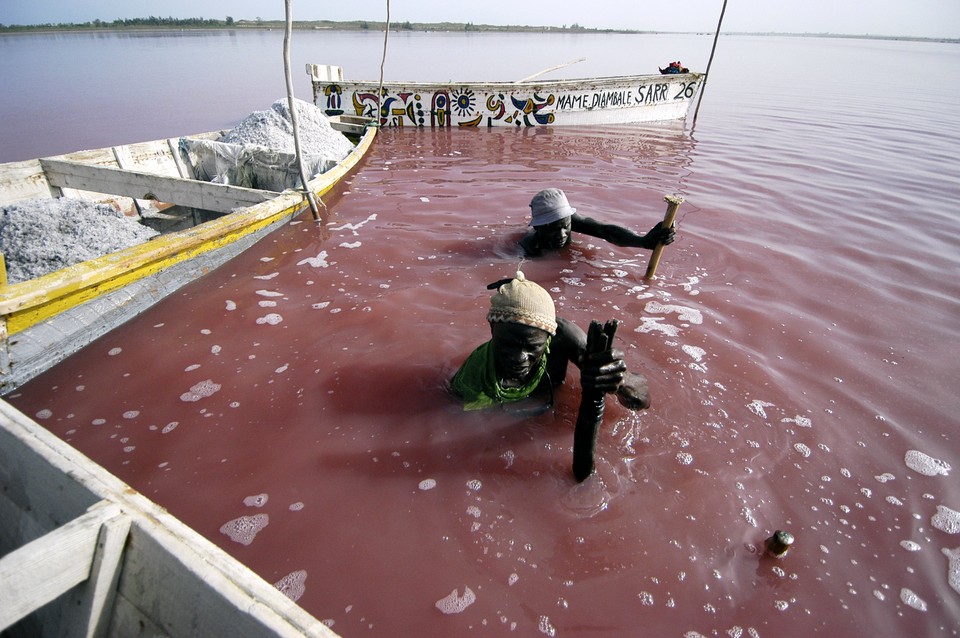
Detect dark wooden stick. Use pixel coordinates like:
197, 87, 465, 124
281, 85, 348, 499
572, 319, 618, 482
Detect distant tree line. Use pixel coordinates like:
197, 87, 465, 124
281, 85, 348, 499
0, 17, 626, 34
0, 16, 238, 32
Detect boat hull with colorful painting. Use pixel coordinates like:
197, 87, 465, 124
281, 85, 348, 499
308, 64, 703, 128
0, 115, 376, 393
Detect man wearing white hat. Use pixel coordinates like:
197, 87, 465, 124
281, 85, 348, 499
451, 271, 650, 412
519, 188, 675, 256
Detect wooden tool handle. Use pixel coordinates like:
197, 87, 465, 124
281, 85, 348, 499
644, 195, 684, 279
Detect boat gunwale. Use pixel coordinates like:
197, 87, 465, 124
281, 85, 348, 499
320, 71, 704, 90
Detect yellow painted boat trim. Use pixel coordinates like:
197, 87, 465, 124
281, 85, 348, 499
0, 126, 376, 336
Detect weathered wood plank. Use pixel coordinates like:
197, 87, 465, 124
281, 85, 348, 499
0, 501, 122, 630
58, 508, 132, 638
40, 159, 279, 213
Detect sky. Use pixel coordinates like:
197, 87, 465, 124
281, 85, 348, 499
1, 0, 958, 39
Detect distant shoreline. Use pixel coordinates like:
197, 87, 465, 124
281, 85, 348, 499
0, 19, 956, 43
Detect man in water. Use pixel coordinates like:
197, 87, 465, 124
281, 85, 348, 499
519, 188, 675, 257
451, 271, 650, 412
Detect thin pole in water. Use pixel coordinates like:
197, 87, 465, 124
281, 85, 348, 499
691, 0, 729, 127
377, 0, 391, 126
283, 0, 320, 221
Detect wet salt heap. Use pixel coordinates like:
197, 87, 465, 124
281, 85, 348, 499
219, 97, 354, 161
0, 198, 159, 284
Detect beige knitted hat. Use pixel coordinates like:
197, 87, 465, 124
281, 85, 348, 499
487, 271, 557, 335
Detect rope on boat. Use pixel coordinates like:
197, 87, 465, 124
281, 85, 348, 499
691, 0, 728, 127
283, 0, 322, 221
377, 0, 391, 126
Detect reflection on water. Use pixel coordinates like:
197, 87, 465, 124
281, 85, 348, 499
4, 33, 960, 638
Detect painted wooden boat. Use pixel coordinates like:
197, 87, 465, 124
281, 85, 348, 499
0, 115, 376, 393
0, 399, 340, 637
308, 64, 703, 128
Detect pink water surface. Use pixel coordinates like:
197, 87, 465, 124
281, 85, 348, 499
5, 31, 960, 638
8, 116, 959, 637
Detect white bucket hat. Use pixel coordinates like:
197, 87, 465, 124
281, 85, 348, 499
529, 188, 576, 226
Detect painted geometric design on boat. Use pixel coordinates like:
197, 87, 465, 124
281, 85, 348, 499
320, 75, 700, 128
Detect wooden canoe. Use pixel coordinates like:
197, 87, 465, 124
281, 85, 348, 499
308, 64, 703, 128
0, 115, 376, 393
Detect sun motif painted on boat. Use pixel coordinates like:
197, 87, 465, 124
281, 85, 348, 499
451, 88, 477, 117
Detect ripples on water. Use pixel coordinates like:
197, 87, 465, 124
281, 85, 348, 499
5, 33, 960, 638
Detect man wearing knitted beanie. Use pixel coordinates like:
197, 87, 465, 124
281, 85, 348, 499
519, 188, 675, 257
452, 271, 650, 412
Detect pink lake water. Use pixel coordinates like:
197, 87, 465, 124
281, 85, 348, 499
3, 31, 960, 638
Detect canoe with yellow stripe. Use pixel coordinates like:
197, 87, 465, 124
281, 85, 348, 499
0, 115, 376, 393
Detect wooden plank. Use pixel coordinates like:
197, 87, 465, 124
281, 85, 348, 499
0, 501, 122, 630
58, 507, 131, 638
40, 159, 279, 213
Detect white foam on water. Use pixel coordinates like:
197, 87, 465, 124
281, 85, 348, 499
108, 347, 122, 356
508, 573, 519, 586
225, 300, 237, 311
677, 452, 694, 465
275, 364, 289, 374
794, 443, 812, 458
253, 272, 279, 280
434, 586, 476, 614
638, 591, 654, 606
256, 313, 283, 325
219, 513, 269, 546
635, 316, 680, 337
211, 345, 221, 354
931, 505, 960, 534
122, 410, 139, 419
899, 588, 927, 611
329, 213, 376, 234
644, 301, 703, 325
904, 450, 951, 477
466, 479, 482, 492
256, 290, 284, 297
538, 615, 556, 636
161, 422, 178, 434
180, 379, 221, 402
339, 241, 362, 249
682, 345, 706, 361
501, 450, 516, 468
900, 540, 922, 552
874, 473, 896, 483
418, 478, 437, 491
297, 250, 330, 268
886, 496, 904, 506
185, 364, 201, 372
35, 409, 52, 420
259, 300, 277, 307
466, 505, 481, 518
312, 301, 331, 309
289, 502, 304, 511
273, 569, 307, 602
942, 547, 960, 594
260, 257, 273, 262
782, 415, 812, 428
747, 400, 775, 419
243, 493, 269, 507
